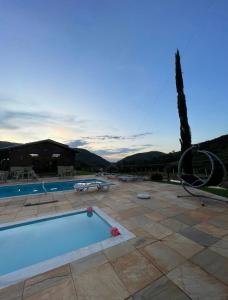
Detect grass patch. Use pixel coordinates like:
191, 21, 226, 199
162, 181, 228, 198
201, 186, 228, 198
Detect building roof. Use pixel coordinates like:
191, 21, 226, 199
0, 139, 79, 153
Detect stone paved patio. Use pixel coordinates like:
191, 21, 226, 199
0, 179, 228, 300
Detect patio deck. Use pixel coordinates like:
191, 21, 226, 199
0, 179, 228, 300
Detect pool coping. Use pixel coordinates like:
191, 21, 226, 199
0, 206, 135, 289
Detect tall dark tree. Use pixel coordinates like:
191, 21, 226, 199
175, 49, 193, 173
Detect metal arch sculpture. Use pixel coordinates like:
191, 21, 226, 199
178, 145, 227, 204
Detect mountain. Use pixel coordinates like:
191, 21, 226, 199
116, 134, 228, 171
0, 141, 21, 148
198, 135, 228, 164
73, 148, 110, 170
117, 151, 165, 166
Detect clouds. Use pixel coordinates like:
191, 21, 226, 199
83, 132, 153, 141
0, 107, 84, 131
93, 144, 155, 161
68, 139, 89, 147
94, 146, 146, 156
66, 136, 154, 161
0, 110, 49, 129
0, 98, 155, 161
0, 103, 89, 143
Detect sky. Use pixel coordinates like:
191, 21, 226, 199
0, 0, 227, 161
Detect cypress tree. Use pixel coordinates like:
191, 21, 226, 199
175, 49, 193, 173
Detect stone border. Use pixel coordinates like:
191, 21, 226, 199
0, 206, 135, 288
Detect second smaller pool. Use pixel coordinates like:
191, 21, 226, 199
0, 210, 111, 276
0, 207, 135, 288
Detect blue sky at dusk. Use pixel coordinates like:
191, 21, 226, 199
0, 0, 227, 161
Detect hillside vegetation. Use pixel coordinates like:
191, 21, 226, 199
0, 141, 20, 148
117, 135, 228, 172
73, 148, 110, 170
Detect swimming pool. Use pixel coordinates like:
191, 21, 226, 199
0, 207, 134, 288
0, 179, 106, 199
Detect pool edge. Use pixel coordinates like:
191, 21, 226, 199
0, 178, 110, 200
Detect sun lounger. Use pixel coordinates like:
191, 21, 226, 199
118, 175, 144, 182
74, 182, 113, 192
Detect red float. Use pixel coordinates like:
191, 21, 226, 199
110, 227, 120, 237
87, 207, 93, 213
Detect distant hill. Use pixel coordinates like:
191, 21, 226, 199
73, 148, 110, 170
0, 141, 21, 148
117, 151, 165, 166
116, 134, 228, 171
198, 135, 228, 164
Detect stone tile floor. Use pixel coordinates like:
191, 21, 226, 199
0, 179, 228, 299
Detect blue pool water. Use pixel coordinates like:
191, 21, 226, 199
0, 179, 105, 199
0, 210, 111, 276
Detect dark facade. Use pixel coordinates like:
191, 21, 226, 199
0, 139, 76, 174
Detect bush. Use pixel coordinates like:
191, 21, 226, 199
150, 173, 163, 181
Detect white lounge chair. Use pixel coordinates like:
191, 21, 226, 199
118, 175, 144, 182
74, 182, 113, 192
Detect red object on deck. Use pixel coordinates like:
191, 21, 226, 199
110, 227, 121, 237
87, 207, 93, 213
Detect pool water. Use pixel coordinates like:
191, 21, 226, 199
0, 179, 105, 199
0, 210, 111, 276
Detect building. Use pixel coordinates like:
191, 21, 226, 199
0, 139, 77, 176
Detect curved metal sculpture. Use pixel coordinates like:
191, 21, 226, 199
178, 145, 227, 204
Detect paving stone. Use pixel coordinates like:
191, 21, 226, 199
129, 227, 157, 248
0, 282, 24, 300
73, 262, 129, 300
131, 227, 152, 237
118, 207, 151, 219
183, 210, 212, 223
208, 214, 228, 230
143, 221, 173, 239
173, 214, 199, 226
157, 206, 183, 218
111, 250, 162, 294
170, 198, 199, 210
191, 248, 228, 285
141, 241, 186, 273
23, 265, 76, 300
167, 261, 228, 300
104, 241, 135, 261
24, 265, 71, 286
70, 252, 108, 275
127, 215, 154, 227
130, 235, 157, 249
210, 235, 228, 259
194, 222, 228, 238
180, 227, 219, 247
133, 275, 190, 300
160, 218, 189, 232
143, 199, 169, 210
145, 210, 166, 222
162, 233, 204, 259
